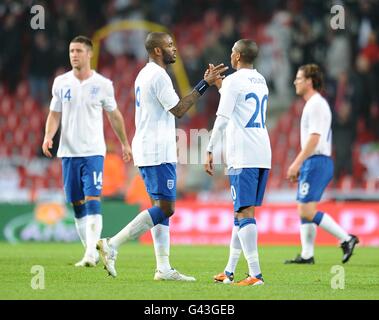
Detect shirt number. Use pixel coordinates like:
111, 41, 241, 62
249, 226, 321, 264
61, 89, 71, 101
245, 92, 268, 129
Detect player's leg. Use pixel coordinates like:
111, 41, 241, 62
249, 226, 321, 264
284, 201, 317, 264
72, 200, 87, 247
214, 216, 241, 284
287, 156, 359, 264
150, 197, 172, 274
62, 157, 88, 265
231, 168, 268, 286
81, 156, 104, 266
98, 163, 194, 279
107, 164, 176, 249
141, 163, 194, 281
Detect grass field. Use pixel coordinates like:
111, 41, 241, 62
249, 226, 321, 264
0, 242, 378, 300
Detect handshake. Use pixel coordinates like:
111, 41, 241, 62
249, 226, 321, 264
203, 63, 228, 89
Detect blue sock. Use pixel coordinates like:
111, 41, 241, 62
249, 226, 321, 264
73, 203, 86, 219
85, 200, 101, 215
148, 206, 167, 226
255, 273, 263, 280
312, 211, 324, 226
239, 217, 256, 229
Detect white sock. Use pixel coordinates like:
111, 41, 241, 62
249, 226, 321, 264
110, 210, 154, 249
318, 212, 351, 242
238, 224, 261, 278
74, 216, 87, 248
85, 214, 102, 258
151, 224, 172, 272
225, 226, 242, 274
300, 223, 317, 259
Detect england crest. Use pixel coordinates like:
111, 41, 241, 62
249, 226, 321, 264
90, 86, 100, 99
167, 179, 174, 190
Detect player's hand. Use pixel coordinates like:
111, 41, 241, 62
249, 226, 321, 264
122, 144, 133, 162
287, 162, 300, 182
205, 152, 214, 176
42, 138, 53, 158
204, 63, 228, 87
206, 64, 223, 89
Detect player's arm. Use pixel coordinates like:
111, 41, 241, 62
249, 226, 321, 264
205, 77, 236, 176
287, 133, 320, 182
169, 63, 228, 119
205, 115, 229, 176
42, 111, 61, 158
106, 108, 132, 162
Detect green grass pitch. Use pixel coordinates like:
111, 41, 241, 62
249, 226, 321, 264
0, 242, 378, 300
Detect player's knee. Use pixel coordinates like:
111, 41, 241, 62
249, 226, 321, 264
85, 196, 100, 201
72, 200, 85, 206
162, 207, 174, 217
237, 206, 255, 219
298, 207, 315, 221
72, 201, 86, 219
160, 205, 175, 217
154, 200, 175, 217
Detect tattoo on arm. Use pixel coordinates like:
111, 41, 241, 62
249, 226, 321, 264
170, 90, 201, 118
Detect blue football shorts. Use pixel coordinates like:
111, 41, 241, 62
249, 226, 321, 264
139, 163, 176, 201
296, 155, 334, 203
62, 155, 104, 203
228, 167, 270, 212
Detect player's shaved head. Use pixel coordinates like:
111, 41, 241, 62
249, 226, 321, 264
234, 39, 259, 64
145, 32, 170, 54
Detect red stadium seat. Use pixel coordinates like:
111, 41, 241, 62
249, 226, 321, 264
22, 96, 38, 114
0, 144, 11, 157
13, 130, 26, 147
6, 113, 19, 131
15, 81, 30, 100
0, 95, 13, 116
19, 145, 35, 159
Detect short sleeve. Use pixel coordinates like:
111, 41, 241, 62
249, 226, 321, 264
215, 77, 239, 119
101, 80, 117, 112
308, 102, 323, 135
49, 78, 62, 112
153, 72, 180, 112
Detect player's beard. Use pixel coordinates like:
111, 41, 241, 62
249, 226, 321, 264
163, 50, 175, 65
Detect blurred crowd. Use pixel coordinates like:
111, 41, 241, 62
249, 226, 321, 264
1, 0, 379, 202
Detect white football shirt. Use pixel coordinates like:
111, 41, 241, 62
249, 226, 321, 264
132, 62, 180, 166
216, 68, 271, 169
49, 70, 117, 157
300, 92, 332, 156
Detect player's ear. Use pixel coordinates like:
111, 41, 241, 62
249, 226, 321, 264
153, 47, 162, 56
236, 52, 241, 62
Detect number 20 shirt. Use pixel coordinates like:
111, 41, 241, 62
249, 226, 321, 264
216, 68, 271, 169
